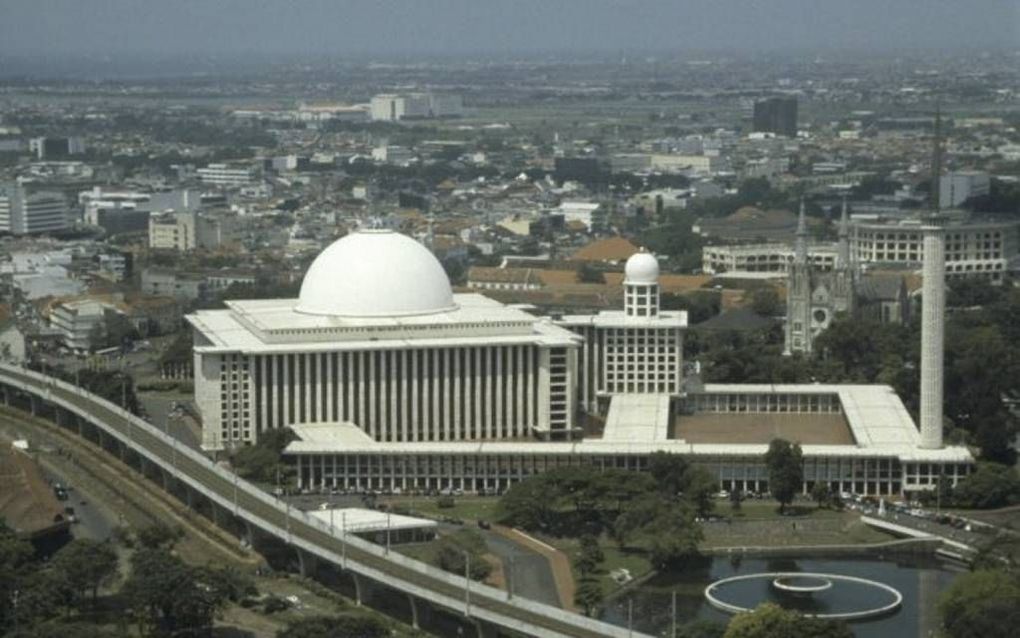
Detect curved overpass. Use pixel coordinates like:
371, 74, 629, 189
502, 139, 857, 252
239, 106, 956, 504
0, 364, 649, 638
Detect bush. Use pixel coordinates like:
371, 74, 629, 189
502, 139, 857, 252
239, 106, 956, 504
262, 594, 290, 614
436, 496, 456, 509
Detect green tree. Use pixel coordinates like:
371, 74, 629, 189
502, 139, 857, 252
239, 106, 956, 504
750, 287, 781, 317
573, 577, 604, 617
277, 615, 389, 638
51, 539, 119, 607
723, 603, 853, 638
764, 439, 803, 514
576, 263, 606, 284
649, 451, 691, 497
951, 463, 1020, 509
126, 547, 226, 635
646, 504, 704, 569
684, 466, 720, 518
574, 534, 604, 577
939, 570, 1020, 638
811, 482, 832, 509
0, 521, 34, 632
433, 530, 492, 581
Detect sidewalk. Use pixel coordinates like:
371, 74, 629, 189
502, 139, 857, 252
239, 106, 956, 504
493, 524, 578, 612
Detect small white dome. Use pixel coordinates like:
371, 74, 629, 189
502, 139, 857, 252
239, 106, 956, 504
296, 230, 457, 317
624, 249, 660, 284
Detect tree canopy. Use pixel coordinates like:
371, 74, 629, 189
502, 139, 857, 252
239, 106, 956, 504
764, 439, 803, 513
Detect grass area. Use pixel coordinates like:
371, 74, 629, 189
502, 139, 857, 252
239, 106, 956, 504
540, 534, 654, 599
725, 501, 846, 521
947, 506, 1020, 530
380, 495, 501, 523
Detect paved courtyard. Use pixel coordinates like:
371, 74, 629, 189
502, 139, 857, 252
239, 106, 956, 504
672, 413, 855, 445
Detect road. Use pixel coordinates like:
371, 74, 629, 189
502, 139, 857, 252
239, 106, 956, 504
482, 529, 562, 607
0, 365, 648, 638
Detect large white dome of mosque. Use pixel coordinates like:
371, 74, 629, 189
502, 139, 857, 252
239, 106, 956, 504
295, 229, 457, 317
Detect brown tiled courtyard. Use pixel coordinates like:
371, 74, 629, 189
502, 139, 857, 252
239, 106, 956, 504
672, 413, 855, 445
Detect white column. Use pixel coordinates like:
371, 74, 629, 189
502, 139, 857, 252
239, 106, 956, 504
356, 351, 366, 430
919, 220, 945, 449
338, 353, 347, 422
401, 350, 410, 441
422, 350, 433, 440
473, 348, 483, 440
431, 349, 441, 441
515, 346, 525, 437
379, 351, 389, 439
259, 355, 269, 431
325, 351, 335, 421
303, 353, 312, 422
367, 351, 376, 437
443, 348, 453, 441
483, 348, 494, 440
525, 347, 535, 432
410, 349, 419, 442
282, 354, 291, 426
495, 346, 504, 438
453, 348, 462, 440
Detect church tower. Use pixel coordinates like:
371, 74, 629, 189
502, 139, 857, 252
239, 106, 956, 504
831, 197, 855, 316
784, 200, 814, 355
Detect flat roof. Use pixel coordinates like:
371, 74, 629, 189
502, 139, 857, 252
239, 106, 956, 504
307, 507, 437, 534
284, 384, 973, 464
188, 292, 580, 354
603, 394, 671, 442
674, 413, 854, 445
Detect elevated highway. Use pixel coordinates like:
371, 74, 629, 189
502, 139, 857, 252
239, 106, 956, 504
0, 364, 651, 638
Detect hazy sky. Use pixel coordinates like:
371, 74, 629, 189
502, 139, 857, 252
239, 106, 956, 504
1, 0, 1017, 58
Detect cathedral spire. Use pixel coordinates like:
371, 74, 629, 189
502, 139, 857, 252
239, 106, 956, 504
837, 196, 850, 268
795, 198, 808, 263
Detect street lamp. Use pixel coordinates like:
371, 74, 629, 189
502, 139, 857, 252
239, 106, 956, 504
385, 511, 391, 555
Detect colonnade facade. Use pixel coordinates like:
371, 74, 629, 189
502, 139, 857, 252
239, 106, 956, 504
290, 449, 969, 497
201, 343, 577, 450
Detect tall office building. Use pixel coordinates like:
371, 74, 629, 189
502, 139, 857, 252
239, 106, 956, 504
753, 97, 798, 138
0, 183, 70, 235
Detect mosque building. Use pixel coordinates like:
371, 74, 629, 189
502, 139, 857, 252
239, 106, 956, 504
187, 226, 972, 497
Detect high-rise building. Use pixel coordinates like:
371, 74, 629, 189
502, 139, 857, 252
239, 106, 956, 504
939, 170, 991, 207
29, 136, 85, 160
753, 97, 798, 137
0, 183, 70, 235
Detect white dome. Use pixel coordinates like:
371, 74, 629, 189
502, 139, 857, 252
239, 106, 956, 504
296, 230, 457, 317
624, 249, 660, 284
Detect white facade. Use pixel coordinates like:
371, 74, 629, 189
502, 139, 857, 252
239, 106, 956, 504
370, 93, 463, 121
187, 230, 580, 450
184, 230, 972, 496
197, 163, 256, 187
0, 184, 70, 235
50, 300, 107, 352
939, 171, 990, 208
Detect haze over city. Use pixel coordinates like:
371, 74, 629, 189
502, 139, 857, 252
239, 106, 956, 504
1, 2, 1019, 638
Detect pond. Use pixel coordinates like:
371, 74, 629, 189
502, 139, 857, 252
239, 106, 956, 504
600, 555, 962, 637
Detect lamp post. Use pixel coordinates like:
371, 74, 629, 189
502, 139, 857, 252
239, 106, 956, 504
385, 511, 391, 555
671, 589, 677, 638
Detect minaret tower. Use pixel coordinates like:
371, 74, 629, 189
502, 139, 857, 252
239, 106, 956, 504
623, 248, 661, 318
919, 108, 946, 450
784, 199, 813, 355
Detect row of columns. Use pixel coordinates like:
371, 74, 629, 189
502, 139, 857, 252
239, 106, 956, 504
252, 346, 541, 443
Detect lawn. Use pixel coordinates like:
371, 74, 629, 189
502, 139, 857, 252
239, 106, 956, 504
380, 495, 502, 523
540, 534, 654, 599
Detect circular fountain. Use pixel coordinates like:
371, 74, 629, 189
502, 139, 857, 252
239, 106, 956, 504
704, 572, 902, 621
